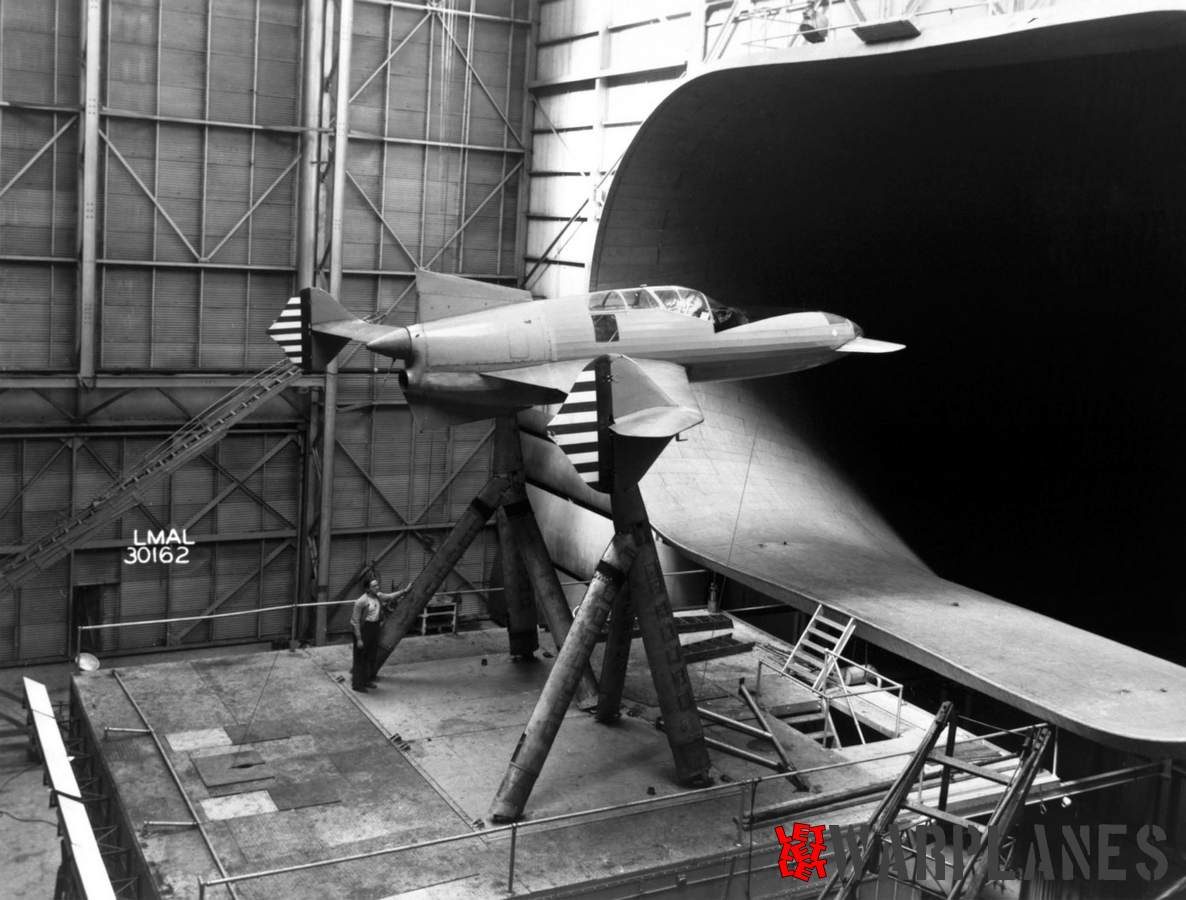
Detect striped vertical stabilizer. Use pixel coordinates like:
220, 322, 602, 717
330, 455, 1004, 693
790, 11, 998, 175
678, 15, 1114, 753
267, 295, 305, 366
547, 366, 603, 490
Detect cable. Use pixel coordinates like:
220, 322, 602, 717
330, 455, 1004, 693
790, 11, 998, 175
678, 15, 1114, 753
0, 765, 60, 829
0, 764, 39, 794
0, 808, 56, 827
233, 650, 284, 757
725, 428, 760, 567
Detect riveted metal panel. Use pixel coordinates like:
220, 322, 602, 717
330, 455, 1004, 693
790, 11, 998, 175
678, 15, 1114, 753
212, 435, 272, 534
258, 542, 296, 638
74, 548, 122, 587
247, 272, 298, 367
18, 440, 72, 541
201, 271, 252, 369
146, 269, 200, 368
259, 439, 301, 527
172, 456, 220, 537
0, 443, 21, 544
0, 264, 76, 370
368, 407, 415, 521
539, 0, 597, 44
18, 573, 69, 659
101, 268, 152, 368
74, 438, 128, 543
210, 542, 264, 642
331, 413, 374, 530
117, 566, 170, 650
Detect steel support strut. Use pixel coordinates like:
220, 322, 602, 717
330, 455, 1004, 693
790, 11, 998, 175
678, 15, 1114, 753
493, 417, 598, 703
491, 418, 539, 658
374, 474, 512, 666
614, 484, 712, 786
595, 582, 634, 723
496, 508, 538, 658
488, 533, 639, 822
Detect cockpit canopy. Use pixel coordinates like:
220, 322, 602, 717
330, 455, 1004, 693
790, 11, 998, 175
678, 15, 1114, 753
585, 285, 746, 330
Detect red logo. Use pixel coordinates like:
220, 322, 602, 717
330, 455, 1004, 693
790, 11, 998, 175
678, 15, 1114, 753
776, 822, 828, 881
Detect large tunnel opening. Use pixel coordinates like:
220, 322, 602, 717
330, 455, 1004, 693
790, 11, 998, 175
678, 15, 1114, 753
593, 20, 1186, 664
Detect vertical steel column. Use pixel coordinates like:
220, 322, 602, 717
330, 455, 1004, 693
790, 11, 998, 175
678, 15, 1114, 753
589, 4, 610, 229
493, 417, 595, 700
492, 418, 538, 658
495, 507, 537, 657
297, 0, 324, 287
313, 0, 353, 643
511, 0, 537, 284
614, 485, 711, 786
77, 0, 102, 380
595, 583, 633, 723
296, 0, 325, 643
488, 532, 638, 822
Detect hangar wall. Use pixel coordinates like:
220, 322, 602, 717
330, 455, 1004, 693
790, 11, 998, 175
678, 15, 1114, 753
0, 0, 530, 663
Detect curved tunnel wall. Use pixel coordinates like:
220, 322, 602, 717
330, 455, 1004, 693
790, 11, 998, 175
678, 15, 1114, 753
591, 11, 1186, 664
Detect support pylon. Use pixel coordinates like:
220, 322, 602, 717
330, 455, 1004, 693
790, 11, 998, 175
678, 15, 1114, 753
614, 484, 711, 786
494, 416, 598, 703
496, 507, 538, 659
488, 533, 639, 822
374, 473, 512, 668
595, 583, 634, 723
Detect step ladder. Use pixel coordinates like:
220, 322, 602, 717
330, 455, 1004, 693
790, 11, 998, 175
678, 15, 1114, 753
822, 701, 1053, 900
1, 361, 302, 588
781, 604, 856, 692
780, 707, 838, 749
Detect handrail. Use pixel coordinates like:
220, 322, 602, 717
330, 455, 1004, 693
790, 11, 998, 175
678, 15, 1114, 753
196, 718, 1059, 896
73, 571, 708, 648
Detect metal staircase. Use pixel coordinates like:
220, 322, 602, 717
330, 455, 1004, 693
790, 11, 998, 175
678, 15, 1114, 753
1, 361, 302, 588
822, 701, 1053, 899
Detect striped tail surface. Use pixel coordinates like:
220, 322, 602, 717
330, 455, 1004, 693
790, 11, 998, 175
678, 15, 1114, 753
267, 294, 305, 366
547, 365, 604, 490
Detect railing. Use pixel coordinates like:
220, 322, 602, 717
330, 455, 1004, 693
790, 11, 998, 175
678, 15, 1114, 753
72, 569, 708, 655
763, 650, 906, 746
712, 0, 1063, 58
193, 721, 1071, 899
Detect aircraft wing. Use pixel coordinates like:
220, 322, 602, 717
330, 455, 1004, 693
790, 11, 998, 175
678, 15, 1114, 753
521, 378, 1186, 757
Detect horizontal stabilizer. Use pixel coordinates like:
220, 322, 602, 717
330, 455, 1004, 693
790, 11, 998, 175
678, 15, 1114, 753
415, 269, 532, 322
837, 337, 905, 353
608, 358, 704, 439
269, 287, 402, 372
547, 357, 702, 493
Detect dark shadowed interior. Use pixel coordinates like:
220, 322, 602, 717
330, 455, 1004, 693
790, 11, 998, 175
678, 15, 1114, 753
593, 16, 1186, 663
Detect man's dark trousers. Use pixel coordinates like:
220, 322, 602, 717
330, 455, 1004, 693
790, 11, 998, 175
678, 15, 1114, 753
353, 620, 381, 687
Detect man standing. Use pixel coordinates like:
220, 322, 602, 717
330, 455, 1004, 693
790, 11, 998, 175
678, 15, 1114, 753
351, 578, 409, 692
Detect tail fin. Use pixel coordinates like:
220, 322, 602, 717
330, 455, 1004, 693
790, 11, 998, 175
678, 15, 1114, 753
269, 287, 391, 372
415, 269, 531, 322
